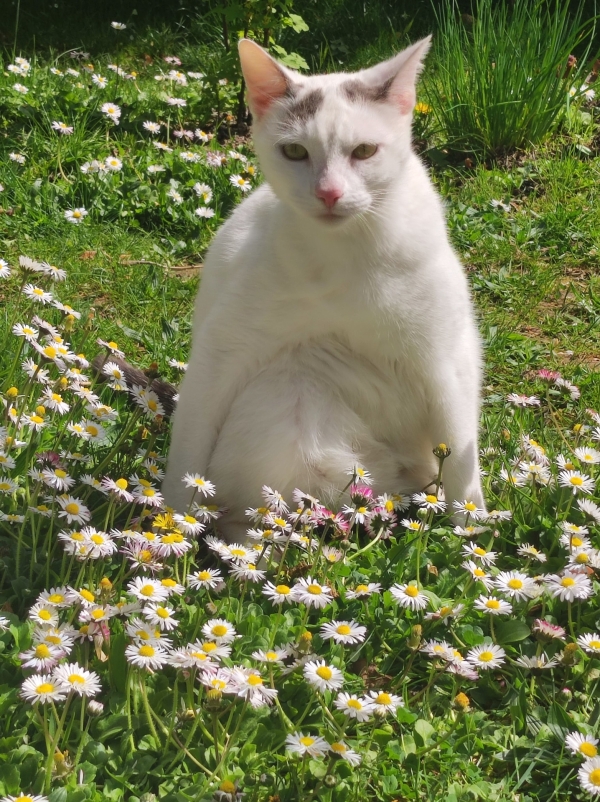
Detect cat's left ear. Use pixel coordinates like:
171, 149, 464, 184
360, 36, 432, 114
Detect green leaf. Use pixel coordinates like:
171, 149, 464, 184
284, 13, 309, 33
495, 620, 531, 643
0, 764, 20, 796
48, 789, 67, 802
414, 718, 435, 746
108, 632, 128, 694
546, 702, 573, 739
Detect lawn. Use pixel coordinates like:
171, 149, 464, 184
0, 2, 600, 801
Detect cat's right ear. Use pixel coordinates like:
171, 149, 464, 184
238, 39, 295, 119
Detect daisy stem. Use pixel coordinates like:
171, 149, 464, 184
567, 601, 576, 639
74, 715, 92, 767
44, 695, 73, 792
92, 409, 142, 478
347, 527, 384, 561
125, 668, 135, 751
139, 674, 161, 746
489, 615, 496, 643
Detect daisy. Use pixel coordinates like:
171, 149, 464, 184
100, 476, 134, 502
461, 542, 497, 566
252, 647, 288, 665
9, 152, 26, 164
132, 485, 164, 508
229, 562, 266, 582
412, 490, 447, 512
0, 260, 11, 279
320, 620, 367, 645
127, 576, 170, 602
494, 570, 538, 601
193, 182, 213, 203
168, 358, 188, 370
453, 500, 486, 520
83, 528, 117, 559
143, 121, 161, 133
334, 693, 374, 721
515, 654, 559, 671
229, 667, 278, 708
101, 102, 121, 123
421, 640, 455, 661
303, 659, 344, 692
64, 208, 88, 224
166, 97, 186, 107
485, 508, 513, 522
182, 473, 216, 496
195, 127, 209, 140
92, 74, 108, 88
130, 386, 164, 418
466, 643, 506, 671
473, 595, 513, 616
329, 740, 362, 766
21, 674, 68, 704
0, 477, 18, 494
545, 571, 593, 602
229, 174, 251, 192
558, 470, 595, 495
51, 121, 74, 135
368, 690, 403, 716
41, 467, 74, 492
577, 633, 600, 655
424, 603, 464, 623
202, 619, 237, 644
578, 498, 600, 524
167, 188, 184, 204
390, 582, 429, 611
79, 605, 117, 625
57, 496, 91, 524
105, 155, 122, 171
125, 619, 166, 645
532, 619, 566, 641
37, 587, 72, 608
125, 643, 169, 670
53, 663, 101, 696
293, 577, 333, 609
187, 568, 223, 590
578, 757, 600, 795
142, 603, 179, 631
285, 732, 328, 758
13, 82, 28, 93
111, 21, 126, 29
402, 518, 428, 532
507, 393, 540, 407
517, 544, 547, 562
23, 285, 53, 304
345, 582, 381, 600
575, 446, 600, 465
191, 640, 232, 660
19, 642, 64, 671
158, 577, 185, 596
262, 581, 295, 604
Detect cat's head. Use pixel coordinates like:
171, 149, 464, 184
238, 37, 431, 226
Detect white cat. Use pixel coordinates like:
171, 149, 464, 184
163, 36, 486, 537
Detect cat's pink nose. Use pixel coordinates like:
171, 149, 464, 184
316, 186, 343, 209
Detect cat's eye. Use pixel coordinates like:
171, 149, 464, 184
352, 143, 378, 160
282, 143, 309, 161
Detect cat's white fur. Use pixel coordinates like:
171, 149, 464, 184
163, 37, 485, 537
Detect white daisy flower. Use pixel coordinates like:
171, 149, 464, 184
516, 543, 547, 562
64, 208, 88, 224
466, 643, 506, 671
105, 155, 122, 171
506, 393, 540, 407
19, 642, 64, 671
367, 690, 404, 716
262, 581, 295, 604
577, 633, 600, 655
558, 470, 595, 495
187, 568, 223, 590
285, 732, 328, 758
453, 500, 486, 520
461, 541, 497, 565
578, 498, 600, 524
229, 562, 266, 582
473, 595, 513, 616
252, 647, 288, 665
515, 654, 559, 671
92, 74, 108, 88
303, 659, 344, 692
334, 692, 374, 721
53, 663, 101, 696
494, 570, 538, 601
390, 582, 429, 611
229, 667, 278, 708
293, 577, 333, 609
142, 602, 179, 631
143, 121, 161, 133
125, 643, 169, 670
229, 174, 251, 192
166, 97, 187, 107
51, 121, 73, 135
127, 576, 170, 602
484, 508, 513, 522
21, 674, 68, 704
545, 571, 593, 602
320, 620, 366, 645
575, 446, 600, 465
345, 582, 381, 600
412, 491, 446, 512
182, 473, 216, 496
57, 496, 91, 524
578, 756, 600, 795
202, 619, 237, 644
325, 740, 361, 766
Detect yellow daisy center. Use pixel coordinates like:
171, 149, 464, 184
140, 584, 155, 596
156, 607, 169, 619
139, 645, 155, 657
316, 666, 332, 681
79, 588, 94, 602
404, 585, 419, 597
116, 478, 128, 490
486, 599, 500, 609
589, 769, 600, 786
569, 476, 583, 486
307, 584, 322, 595
478, 650, 494, 662
37, 683, 55, 694
35, 644, 51, 658
48, 593, 64, 604
507, 578, 523, 589
68, 674, 85, 685
589, 640, 600, 650
219, 781, 236, 794
425, 494, 438, 503
38, 610, 52, 621
65, 502, 80, 515
474, 547, 487, 556
265, 651, 278, 661
90, 534, 104, 545
561, 577, 575, 587
347, 699, 362, 709
212, 624, 228, 637
375, 693, 391, 705
355, 584, 369, 593
331, 742, 347, 753
247, 674, 263, 686
580, 742, 598, 758
336, 625, 351, 636
300, 736, 315, 747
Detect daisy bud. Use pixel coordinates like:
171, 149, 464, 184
560, 687, 572, 701
339, 538, 352, 551
561, 643, 579, 665
64, 313, 76, 331
36, 405, 46, 416
205, 689, 223, 708
298, 631, 313, 653
140, 794, 157, 802
501, 428, 511, 441
427, 564, 439, 577
178, 708, 196, 721
416, 507, 429, 520
100, 576, 113, 590
324, 775, 337, 787
205, 601, 218, 615
6, 386, 18, 398
433, 443, 451, 459
407, 625, 422, 652
87, 700, 104, 716
454, 692, 471, 712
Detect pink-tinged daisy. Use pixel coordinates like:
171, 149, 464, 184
466, 643, 506, 671
285, 732, 328, 758
19, 642, 64, 671
532, 619, 566, 641
229, 667, 278, 708
506, 393, 540, 407
334, 693, 375, 721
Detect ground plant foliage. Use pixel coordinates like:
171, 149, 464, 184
1, 4, 600, 802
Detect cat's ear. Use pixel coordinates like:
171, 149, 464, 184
238, 39, 297, 119
360, 36, 432, 114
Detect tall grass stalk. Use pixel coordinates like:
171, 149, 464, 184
426, 0, 597, 156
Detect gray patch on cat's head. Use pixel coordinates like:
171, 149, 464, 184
342, 77, 395, 103
285, 88, 325, 121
